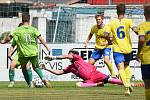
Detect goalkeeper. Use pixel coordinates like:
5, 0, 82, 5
43, 49, 123, 87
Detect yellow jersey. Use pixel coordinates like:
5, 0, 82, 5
91, 24, 108, 49
106, 18, 134, 53
138, 22, 150, 64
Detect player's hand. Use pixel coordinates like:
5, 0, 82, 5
8, 53, 12, 61
135, 53, 141, 62
44, 56, 54, 61
41, 64, 46, 70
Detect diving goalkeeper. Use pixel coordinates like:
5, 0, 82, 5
42, 49, 123, 87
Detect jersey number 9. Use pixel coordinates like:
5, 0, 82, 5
117, 26, 125, 39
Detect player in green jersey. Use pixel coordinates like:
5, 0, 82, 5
12, 14, 51, 88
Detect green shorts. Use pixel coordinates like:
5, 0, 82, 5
18, 56, 39, 69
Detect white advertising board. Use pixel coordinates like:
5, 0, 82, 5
0, 43, 142, 81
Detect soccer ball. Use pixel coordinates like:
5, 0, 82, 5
34, 78, 44, 88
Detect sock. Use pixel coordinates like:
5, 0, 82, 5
119, 69, 128, 87
108, 77, 123, 85
9, 69, 15, 82
125, 65, 131, 86
145, 89, 150, 100
106, 62, 115, 77
35, 67, 43, 80
22, 69, 30, 85
27, 68, 32, 84
76, 82, 97, 87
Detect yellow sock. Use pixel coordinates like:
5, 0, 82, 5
106, 62, 115, 77
119, 69, 127, 87
145, 89, 150, 100
125, 65, 131, 86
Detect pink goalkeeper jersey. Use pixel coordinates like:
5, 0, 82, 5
63, 54, 107, 82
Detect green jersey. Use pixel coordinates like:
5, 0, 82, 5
12, 25, 41, 57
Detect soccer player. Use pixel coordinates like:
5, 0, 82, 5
8, 39, 33, 88
104, 4, 138, 96
4, 23, 33, 88
137, 4, 150, 100
43, 49, 123, 87
84, 14, 115, 78
11, 14, 51, 88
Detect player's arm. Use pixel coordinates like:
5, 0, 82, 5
131, 26, 139, 35
45, 54, 73, 61
84, 32, 93, 48
129, 19, 139, 35
41, 64, 65, 75
8, 40, 16, 60
38, 35, 50, 51
104, 24, 113, 45
137, 26, 145, 60
0, 34, 13, 44
138, 35, 145, 53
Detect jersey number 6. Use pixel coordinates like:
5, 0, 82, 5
117, 26, 125, 39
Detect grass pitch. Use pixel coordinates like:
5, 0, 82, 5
0, 81, 145, 100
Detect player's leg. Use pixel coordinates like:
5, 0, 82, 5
30, 56, 51, 88
26, 62, 32, 85
76, 80, 98, 87
103, 48, 115, 77
19, 57, 33, 88
124, 53, 132, 86
108, 77, 123, 85
8, 60, 17, 87
124, 53, 133, 93
141, 64, 150, 100
21, 63, 33, 87
113, 52, 130, 95
88, 49, 102, 65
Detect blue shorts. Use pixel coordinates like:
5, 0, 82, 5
90, 48, 111, 60
141, 64, 150, 80
113, 52, 132, 65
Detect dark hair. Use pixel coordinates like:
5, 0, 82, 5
117, 3, 125, 15
95, 13, 104, 19
68, 50, 79, 55
18, 23, 23, 27
144, 4, 150, 18
22, 14, 30, 23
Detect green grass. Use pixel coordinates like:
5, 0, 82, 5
0, 81, 145, 100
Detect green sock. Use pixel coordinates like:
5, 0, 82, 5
22, 69, 30, 85
35, 67, 43, 80
27, 68, 32, 83
9, 69, 15, 82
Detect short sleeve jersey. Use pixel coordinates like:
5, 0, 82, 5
91, 25, 108, 49
12, 25, 41, 57
105, 18, 134, 53
63, 54, 97, 81
138, 22, 150, 64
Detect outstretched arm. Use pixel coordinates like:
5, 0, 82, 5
45, 54, 73, 61
41, 64, 65, 75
